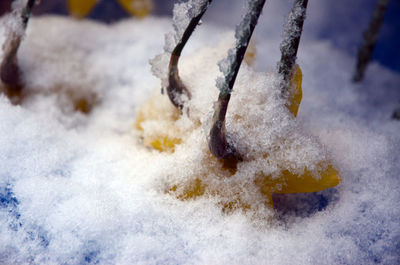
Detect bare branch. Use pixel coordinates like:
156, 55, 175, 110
0, 0, 36, 101
353, 0, 390, 83
167, 0, 212, 110
392, 104, 400, 120
277, 0, 308, 96
209, 0, 266, 161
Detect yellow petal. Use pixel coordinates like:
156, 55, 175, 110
148, 136, 182, 153
135, 93, 182, 153
277, 164, 341, 194
67, 0, 98, 18
287, 64, 303, 117
117, 0, 153, 18
255, 163, 341, 208
169, 178, 206, 200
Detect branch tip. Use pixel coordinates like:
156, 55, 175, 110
166, 0, 213, 110
0, 0, 37, 101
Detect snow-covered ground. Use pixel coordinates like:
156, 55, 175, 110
0, 5, 399, 265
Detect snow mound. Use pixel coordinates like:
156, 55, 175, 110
0, 15, 398, 265
142, 38, 337, 214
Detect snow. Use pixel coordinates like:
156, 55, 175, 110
0, 7, 399, 265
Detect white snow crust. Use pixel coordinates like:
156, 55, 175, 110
0, 10, 399, 265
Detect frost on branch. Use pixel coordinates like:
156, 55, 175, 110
150, 0, 212, 110
209, 0, 266, 161
277, 0, 308, 97
0, 0, 36, 103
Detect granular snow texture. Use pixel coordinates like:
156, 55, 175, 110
0, 13, 399, 265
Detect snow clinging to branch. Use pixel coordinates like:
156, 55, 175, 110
277, 0, 308, 95
165, 0, 209, 53
150, 0, 211, 89
216, 0, 266, 97
280, 2, 306, 58
3, 0, 30, 38
209, 0, 266, 160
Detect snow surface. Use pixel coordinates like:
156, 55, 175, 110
0, 12, 399, 265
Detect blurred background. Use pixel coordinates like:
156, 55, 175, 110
0, 0, 399, 73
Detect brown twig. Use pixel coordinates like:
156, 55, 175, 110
392, 103, 400, 120
0, 0, 36, 101
209, 0, 266, 161
167, 0, 213, 110
353, 0, 390, 82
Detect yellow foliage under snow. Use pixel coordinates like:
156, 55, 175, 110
135, 63, 340, 209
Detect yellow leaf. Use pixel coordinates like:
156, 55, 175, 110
169, 178, 206, 200
287, 64, 303, 117
135, 93, 182, 153
277, 164, 341, 194
117, 0, 153, 18
67, 0, 98, 18
148, 136, 182, 153
256, 164, 341, 199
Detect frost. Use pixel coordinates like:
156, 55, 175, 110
281, 2, 306, 51
278, 0, 307, 78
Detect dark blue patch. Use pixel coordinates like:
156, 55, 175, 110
26, 226, 50, 248
0, 185, 19, 209
0, 184, 22, 231
273, 187, 340, 219
84, 251, 100, 264
0, 184, 50, 249
373, 0, 400, 72
83, 241, 101, 264
88, 0, 130, 23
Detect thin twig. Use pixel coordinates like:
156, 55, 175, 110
353, 0, 390, 83
277, 0, 308, 96
0, 0, 36, 100
167, 0, 212, 110
209, 0, 266, 161
392, 103, 400, 120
